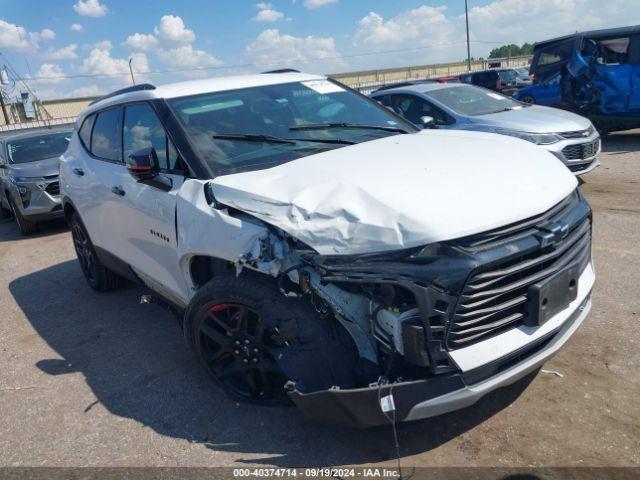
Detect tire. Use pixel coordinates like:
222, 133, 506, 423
8, 196, 37, 235
520, 94, 535, 105
69, 212, 123, 292
0, 197, 12, 219
184, 273, 357, 406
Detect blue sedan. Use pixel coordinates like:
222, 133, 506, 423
513, 73, 562, 106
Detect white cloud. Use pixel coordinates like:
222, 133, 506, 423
245, 29, 342, 71
31, 63, 65, 84
70, 23, 83, 32
303, 0, 338, 9
356, 6, 453, 47
40, 28, 56, 41
73, 0, 108, 17
42, 44, 79, 60
93, 40, 113, 51
70, 85, 102, 97
0, 19, 37, 51
466, 0, 640, 46
154, 15, 195, 44
253, 3, 285, 22
79, 45, 149, 84
350, 5, 459, 67
123, 33, 158, 52
157, 44, 222, 68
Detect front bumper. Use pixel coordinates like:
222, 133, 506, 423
12, 179, 63, 221
545, 133, 601, 176
288, 263, 594, 428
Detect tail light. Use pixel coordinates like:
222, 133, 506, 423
496, 78, 501, 90
531, 73, 536, 83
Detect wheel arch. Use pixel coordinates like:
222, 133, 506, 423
62, 196, 79, 225
187, 254, 237, 291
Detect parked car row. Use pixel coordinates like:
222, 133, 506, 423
3, 71, 595, 429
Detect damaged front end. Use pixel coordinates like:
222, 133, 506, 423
561, 47, 640, 131
227, 187, 593, 428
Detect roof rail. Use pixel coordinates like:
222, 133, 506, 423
371, 79, 436, 93
89, 83, 156, 106
261, 68, 300, 74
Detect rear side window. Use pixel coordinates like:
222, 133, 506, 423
79, 114, 95, 149
91, 108, 122, 162
536, 39, 575, 67
123, 103, 181, 171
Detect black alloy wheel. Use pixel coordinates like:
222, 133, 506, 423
195, 302, 289, 404
71, 220, 97, 284
520, 94, 535, 104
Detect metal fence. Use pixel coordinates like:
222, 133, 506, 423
331, 55, 532, 94
0, 117, 76, 135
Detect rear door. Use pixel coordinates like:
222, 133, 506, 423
111, 102, 188, 303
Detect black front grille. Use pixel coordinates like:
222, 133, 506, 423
45, 181, 60, 196
448, 196, 591, 349
562, 139, 600, 160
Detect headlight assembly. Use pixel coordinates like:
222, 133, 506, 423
410, 242, 444, 258
495, 129, 562, 145
9, 176, 41, 185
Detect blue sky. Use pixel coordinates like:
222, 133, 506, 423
1, 0, 638, 99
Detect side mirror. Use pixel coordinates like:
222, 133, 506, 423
421, 116, 437, 129
126, 147, 159, 180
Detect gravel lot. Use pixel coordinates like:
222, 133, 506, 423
0, 132, 638, 469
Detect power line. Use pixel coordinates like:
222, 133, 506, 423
17, 39, 522, 82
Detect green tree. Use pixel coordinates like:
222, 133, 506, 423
488, 43, 533, 59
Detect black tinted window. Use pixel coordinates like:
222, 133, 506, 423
79, 114, 95, 149
123, 103, 179, 170
389, 93, 454, 125
91, 108, 122, 161
537, 39, 574, 66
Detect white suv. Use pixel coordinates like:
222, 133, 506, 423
60, 72, 595, 427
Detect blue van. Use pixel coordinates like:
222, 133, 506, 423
530, 25, 640, 83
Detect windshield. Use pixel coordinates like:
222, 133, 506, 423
168, 80, 411, 175
515, 67, 530, 77
498, 70, 517, 82
7, 132, 71, 164
427, 85, 523, 116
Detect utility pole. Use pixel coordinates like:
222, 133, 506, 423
0, 91, 9, 125
128, 58, 136, 85
465, 0, 471, 71
0, 66, 10, 125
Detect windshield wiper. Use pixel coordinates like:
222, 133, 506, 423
289, 122, 409, 133
212, 133, 296, 144
213, 133, 356, 146
290, 137, 356, 145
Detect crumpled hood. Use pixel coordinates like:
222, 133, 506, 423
7, 156, 60, 178
211, 130, 577, 255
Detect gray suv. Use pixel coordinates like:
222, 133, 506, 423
0, 129, 71, 234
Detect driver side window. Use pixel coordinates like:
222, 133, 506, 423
389, 94, 453, 126
123, 103, 182, 172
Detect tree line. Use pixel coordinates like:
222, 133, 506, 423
488, 43, 534, 59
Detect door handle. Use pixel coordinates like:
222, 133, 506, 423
111, 186, 125, 197
72, 168, 85, 177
